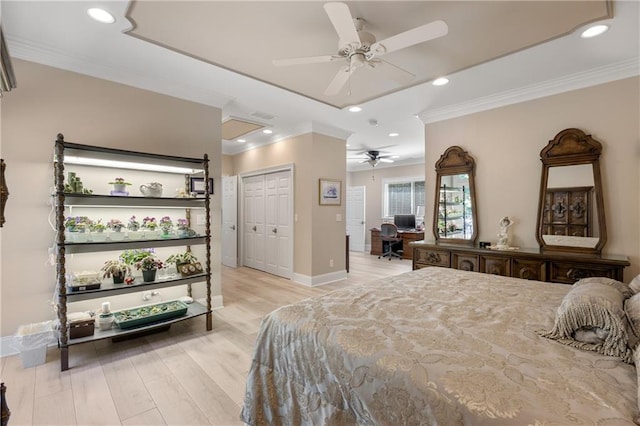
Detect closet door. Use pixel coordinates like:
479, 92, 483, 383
264, 171, 292, 278
243, 175, 265, 270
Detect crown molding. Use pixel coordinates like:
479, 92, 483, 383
418, 58, 639, 124
6, 36, 232, 108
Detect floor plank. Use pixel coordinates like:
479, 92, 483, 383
0, 252, 411, 425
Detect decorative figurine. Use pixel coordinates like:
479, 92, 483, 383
496, 216, 514, 249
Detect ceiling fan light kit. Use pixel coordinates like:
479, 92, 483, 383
272, 1, 448, 96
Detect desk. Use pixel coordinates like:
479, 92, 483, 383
370, 228, 424, 260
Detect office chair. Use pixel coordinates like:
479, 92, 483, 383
378, 223, 403, 260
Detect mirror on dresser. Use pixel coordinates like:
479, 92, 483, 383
432, 146, 478, 246
535, 128, 607, 255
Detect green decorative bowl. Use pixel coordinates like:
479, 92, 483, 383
113, 300, 188, 329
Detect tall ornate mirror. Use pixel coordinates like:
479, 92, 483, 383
433, 146, 478, 246
536, 128, 606, 254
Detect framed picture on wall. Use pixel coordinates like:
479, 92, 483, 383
319, 178, 341, 206
189, 177, 214, 195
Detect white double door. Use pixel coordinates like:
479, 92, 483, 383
242, 170, 292, 279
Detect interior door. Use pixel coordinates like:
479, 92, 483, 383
243, 175, 265, 270
222, 175, 238, 268
266, 171, 292, 278
346, 186, 366, 251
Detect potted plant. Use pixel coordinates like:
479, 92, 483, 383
159, 216, 173, 237
142, 216, 158, 238
120, 248, 155, 266
165, 251, 199, 276
109, 177, 131, 194
89, 219, 107, 242
107, 218, 125, 241
134, 255, 164, 282
101, 259, 131, 284
127, 215, 142, 240
175, 218, 196, 237
64, 216, 92, 242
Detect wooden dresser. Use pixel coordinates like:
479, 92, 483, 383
371, 228, 424, 260
410, 240, 630, 284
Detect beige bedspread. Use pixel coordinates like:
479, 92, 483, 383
241, 267, 637, 425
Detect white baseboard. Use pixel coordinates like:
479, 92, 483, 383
293, 270, 348, 287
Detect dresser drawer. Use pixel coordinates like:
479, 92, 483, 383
453, 253, 479, 272
480, 255, 510, 276
549, 261, 620, 284
511, 259, 546, 281
413, 248, 451, 268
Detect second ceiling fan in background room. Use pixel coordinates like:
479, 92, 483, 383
349, 149, 395, 167
273, 2, 448, 95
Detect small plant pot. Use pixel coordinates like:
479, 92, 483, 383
113, 274, 125, 284
109, 231, 125, 241
113, 183, 127, 192
91, 231, 107, 242
127, 230, 142, 240
142, 270, 157, 283
144, 229, 159, 239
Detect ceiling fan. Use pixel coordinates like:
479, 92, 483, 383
349, 150, 395, 167
272, 2, 448, 96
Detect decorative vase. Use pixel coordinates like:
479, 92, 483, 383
161, 229, 172, 239
142, 269, 157, 283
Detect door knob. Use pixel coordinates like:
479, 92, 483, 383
272, 228, 278, 234
231, 225, 236, 230
252, 226, 257, 231
361, 221, 365, 224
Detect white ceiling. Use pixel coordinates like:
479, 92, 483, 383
3, 1, 639, 171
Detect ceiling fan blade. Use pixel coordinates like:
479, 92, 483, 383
371, 20, 448, 56
273, 55, 345, 67
372, 60, 415, 85
379, 158, 394, 163
324, 2, 360, 45
324, 65, 352, 96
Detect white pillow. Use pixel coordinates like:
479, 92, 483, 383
629, 274, 640, 294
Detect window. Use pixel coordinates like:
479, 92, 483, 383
383, 178, 425, 220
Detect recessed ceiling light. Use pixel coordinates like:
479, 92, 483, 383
348, 106, 362, 112
581, 24, 609, 38
87, 8, 115, 24
262, 129, 273, 134
389, 132, 399, 137
432, 77, 449, 86
237, 139, 246, 143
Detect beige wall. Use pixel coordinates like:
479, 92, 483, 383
231, 133, 346, 278
425, 76, 640, 281
221, 154, 233, 177
0, 59, 222, 337
348, 163, 425, 247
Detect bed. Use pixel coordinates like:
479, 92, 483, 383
241, 267, 639, 425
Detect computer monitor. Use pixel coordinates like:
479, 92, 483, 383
394, 214, 416, 230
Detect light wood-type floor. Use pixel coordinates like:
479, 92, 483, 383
1, 252, 411, 425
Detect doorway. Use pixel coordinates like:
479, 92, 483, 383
346, 186, 366, 251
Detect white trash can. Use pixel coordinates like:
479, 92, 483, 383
14, 321, 55, 368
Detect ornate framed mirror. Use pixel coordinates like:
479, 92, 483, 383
536, 128, 606, 254
433, 146, 478, 246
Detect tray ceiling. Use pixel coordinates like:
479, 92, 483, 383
126, 1, 611, 109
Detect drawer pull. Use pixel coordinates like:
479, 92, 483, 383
427, 252, 441, 263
